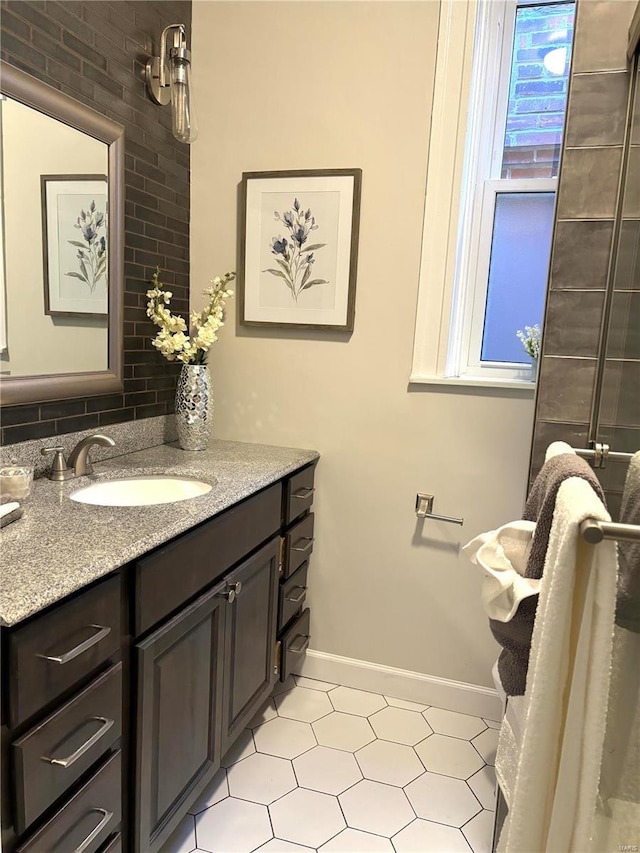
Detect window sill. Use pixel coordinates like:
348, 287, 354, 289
409, 373, 537, 392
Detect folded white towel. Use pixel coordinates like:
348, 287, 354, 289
463, 520, 538, 622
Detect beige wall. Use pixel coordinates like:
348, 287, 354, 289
2, 98, 108, 377
191, 0, 536, 688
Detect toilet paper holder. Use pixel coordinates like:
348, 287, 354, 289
415, 493, 464, 526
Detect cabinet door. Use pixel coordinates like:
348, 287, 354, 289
221, 538, 279, 755
135, 582, 226, 853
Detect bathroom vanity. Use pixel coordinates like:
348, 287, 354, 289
0, 440, 318, 853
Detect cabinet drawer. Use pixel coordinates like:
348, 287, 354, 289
285, 465, 315, 525
279, 608, 310, 682
285, 513, 314, 579
17, 750, 121, 853
136, 483, 282, 635
99, 833, 122, 853
8, 576, 121, 728
279, 562, 309, 632
13, 663, 122, 835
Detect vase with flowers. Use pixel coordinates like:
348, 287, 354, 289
516, 324, 542, 382
146, 268, 235, 450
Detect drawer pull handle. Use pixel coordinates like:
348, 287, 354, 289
73, 807, 114, 853
289, 635, 310, 654
37, 625, 111, 664
292, 537, 314, 554
293, 487, 315, 499
43, 716, 115, 768
285, 586, 308, 604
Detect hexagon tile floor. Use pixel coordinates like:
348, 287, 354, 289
161, 676, 500, 853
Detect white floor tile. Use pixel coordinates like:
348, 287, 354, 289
405, 772, 482, 827
320, 827, 394, 851
294, 745, 362, 795
160, 814, 196, 853
392, 818, 472, 852
356, 739, 424, 787
384, 696, 429, 713
195, 797, 272, 852
471, 729, 498, 766
270, 787, 346, 848
221, 728, 255, 767
329, 686, 387, 717
273, 674, 297, 696
462, 809, 495, 853
249, 699, 278, 729
339, 779, 414, 837
369, 707, 432, 746
483, 718, 501, 730
276, 686, 334, 722
294, 675, 338, 692
254, 716, 316, 759
256, 840, 315, 853
415, 734, 484, 780
313, 712, 376, 752
187, 768, 228, 815
467, 765, 496, 811
227, 752, 297, 805
423, 708, 487, 740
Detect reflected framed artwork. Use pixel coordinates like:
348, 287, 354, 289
239, 169, 362, 331
41, 174, 108, 316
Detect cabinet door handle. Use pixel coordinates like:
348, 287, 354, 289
220, 581, 243, 604
289, 635, 310, 654
292, 537, 314, 553
285, 586, 307, 604
42, 717, 115, 768
293, 487, 315, 499
72, 808, 114, 853
37, 625, 111, 664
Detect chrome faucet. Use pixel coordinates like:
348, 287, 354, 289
41, 434, 116, 480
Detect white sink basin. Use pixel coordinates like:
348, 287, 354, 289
70, 475, 213, 507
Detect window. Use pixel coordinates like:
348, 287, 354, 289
411, 0, 576, 387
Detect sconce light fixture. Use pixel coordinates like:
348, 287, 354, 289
145, 24, 198, 144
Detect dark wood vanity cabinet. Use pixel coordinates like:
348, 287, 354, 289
1, 461, 317, 853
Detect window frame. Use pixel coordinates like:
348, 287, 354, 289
410, 0, 570, 390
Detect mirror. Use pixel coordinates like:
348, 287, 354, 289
0, 61, 124, 406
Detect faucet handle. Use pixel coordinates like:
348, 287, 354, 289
41, 446, 74, 482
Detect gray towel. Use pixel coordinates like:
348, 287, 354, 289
490, 453, 606, 696
616, 451, 640, 632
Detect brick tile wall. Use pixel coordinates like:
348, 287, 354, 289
0, 0, 191, 445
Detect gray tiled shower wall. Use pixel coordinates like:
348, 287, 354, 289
530, 0, 639, 516
0, 0, 192, 446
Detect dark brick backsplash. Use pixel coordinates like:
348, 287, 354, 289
0, 0, 191, 446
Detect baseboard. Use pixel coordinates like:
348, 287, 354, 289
294, 649, 502, 720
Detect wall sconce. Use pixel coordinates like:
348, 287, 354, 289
145, 24, 198, 144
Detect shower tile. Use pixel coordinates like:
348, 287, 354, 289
543, 290, 605, 357
572, 0, 635, 73
607, 291, 640, 360
613, 220, 640, 291
556, 148, 623, 220
565, 72, 629, 147
550, 220, 614, 290
599, 360, 640, 428
536, 357, 597, 423
530, 421, 590, 475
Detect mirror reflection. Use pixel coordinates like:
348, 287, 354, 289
0, 95, 109, 378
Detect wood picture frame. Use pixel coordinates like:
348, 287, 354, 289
239, 169, 362, 331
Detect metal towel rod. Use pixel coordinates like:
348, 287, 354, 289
581, 519, 640, 544
415, 493, 464, 526
572, 443, 634, 469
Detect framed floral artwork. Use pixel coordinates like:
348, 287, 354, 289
41, 174, 108, 316
239, 169, 362, 331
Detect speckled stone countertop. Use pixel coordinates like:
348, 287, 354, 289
0, 440, 318, 627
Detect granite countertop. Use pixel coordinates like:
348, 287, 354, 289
0, 439, 319, 627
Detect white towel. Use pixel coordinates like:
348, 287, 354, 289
496, 477, 618, 853
463, 520, 538, 622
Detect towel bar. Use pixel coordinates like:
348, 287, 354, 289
573, 443, 634, 469
581, 519, 640, 544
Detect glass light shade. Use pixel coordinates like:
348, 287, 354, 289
169, 57, 198, 144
